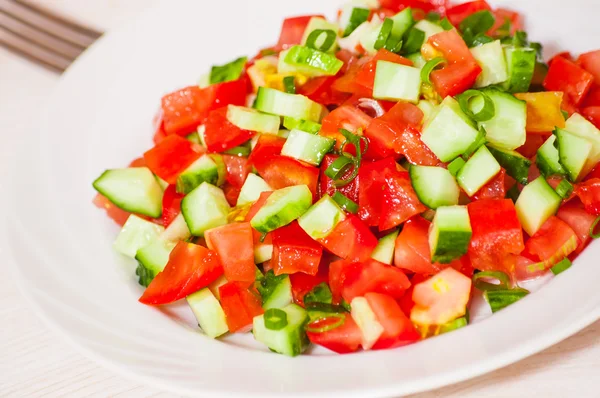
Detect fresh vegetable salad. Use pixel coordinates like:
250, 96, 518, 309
93, 0, 600, 356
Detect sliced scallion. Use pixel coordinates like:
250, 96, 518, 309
374, 18, 394, 51
459, 11, 495, 36
325, 156, 354, 180
554, 179, 574, 199
402, 28, 426, 54
457, 89, 496, 122
343, 7, 370, 38
305, 315, 346, 333
484, 288, 529, 313
210, 56, 247, 84
304, 283, 333, 305
264, 308, 288, 330
306, 29, 337, 52
421, 57, 446, 85
551, 258, 572, 275
472, 270, 511, 291
384, 35, 403, 54
332, 191, 359, 214
440, 18, 454, 31
283, 76, 296, 94
448, 157, 466, 177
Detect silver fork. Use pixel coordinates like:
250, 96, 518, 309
0, 0, 102, 72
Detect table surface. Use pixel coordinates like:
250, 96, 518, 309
2, 1, 600, 397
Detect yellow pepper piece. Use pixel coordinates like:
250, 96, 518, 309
264, 73, 309, 92
515, 92, 566, 133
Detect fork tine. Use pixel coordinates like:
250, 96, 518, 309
0, 25, 70, 72
0, 0, 101, 49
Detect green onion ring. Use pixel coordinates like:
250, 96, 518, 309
306, 29, 337, 52
421, 57, 446, 85
374, 18, 394, 51
457, 89, 496, 122
264, 308, 288, 330
332, 191, 359, 214
305, 314, 346, 333
325, 156, 354, 180
472, 270, 511, 291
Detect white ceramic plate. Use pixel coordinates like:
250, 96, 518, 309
4, 0, 600, 396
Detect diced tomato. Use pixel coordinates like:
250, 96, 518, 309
306, 314, 362, 354
514, 92, 566, 133
205, 222, 256, 283
354, 49, 412, 94
557, 202, 597, 255
254, 155, 320, 199
203, 108, 254, 153
139, 242, 224, 305
445, 0, 491, 26
247, 134, 286, 167
222, 155, 251, 188
583, 86, 600, 108
219, 281, 264, 333
144, 135, 201, 184
222, 183, 241, 207
153, 122, 168, 144
365, 292, 420, 350
379, 0, 446, 14
299, 76, 351, 107
543, 56, 594, 108
514, 255, 547, 281
398, 274, 428, 316
488, 8, 522, 37
272, 221, 323, 276
358, 158, 397, 225
319, 154, 360, 203
245, 191, 273, 245
467, 199, 525, 276
335, 259, 411, 303
331, 56, 372, 96
394, 216, 460, 275
472, 169, 506, 200
161, 185, 184, 226
93, 194, 131, 226
274, 15, 324, 51
319, 105, 372, 150
582, 106, 600, 129
517, 133, 548, 159
576, 178, 600, 215
380, 169, 426, 230
428, 30, 481, 97
319, 215, 378, 262
578, 50, 600, 84
410, 268, 472, 326
289, 269, 329, 305
380, 100, 424, 126
523, 216, 578, 273
585, 164, 600, 182
161, 80, 247, 136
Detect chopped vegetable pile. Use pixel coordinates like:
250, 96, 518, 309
93, 0, 600, 356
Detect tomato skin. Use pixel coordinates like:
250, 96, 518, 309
354, 49, 412, 94
472, 169, 506, 200
318, 215, 378, 262
319, 154, 360, 203
205, 222, 256, 283
582, 106, 600, 129
222, 155, 251, 188
219, 281, 264, 333
139, 242, 224, 305
289, 270, 329, 306
517, 133, 548, 159
557, 202, 597, 255
299, 76, 351, 107
522, 216, 578, 274
144, 135, 201, 184
488, 8, 522, 36
306, 314, 362, 354
319, 105, 372, 150
578, 50, 600, 84
161, 185, 184, 227
335, 259, 411, 303
543, 56, 594, 108
467, 199, 525, 276
222, 183, 241, 207
203, 108, 254, 153
358, 158, 397, 226
365, 292, 420, 350
380, 169, 426, 231
272, 221, 323, 276
576, 178, 600, 215
445, 0, 491, 26
248, 134, 286, 167
255, 155, 320, 199
245, 191, 273, 245
93, 194, 131, 226
274, 15, 324, 51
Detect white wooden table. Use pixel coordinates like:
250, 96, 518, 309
1, 2, 600, 396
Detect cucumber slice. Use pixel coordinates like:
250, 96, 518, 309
407, 52, 426, 68
486, 145, 531, 185
421, 97, 480, 162
358, 18, 383, 54
257, 271, 293, 310
208, 274, 228, 300
515, 176, 561, 236
470, 40, 508, 88
254, 243, 273, 263
279, 46, 344, 77
298, 194, 346, 240
536, 135, 566, 178
340, 6, 370, 37
250, 185, 313, 233
282, 117, 321, 134
300, 17, 339, 53
237, 174, 273, 206
181, 182, 231, 236
503, 46, 536, 93
254, 87, 326, 122
252, 304, 310, 356
373, 61, 421, 103
413, 19, 444, 41
135, 238, 176, 287
417, 100, 436, 123
390, 7, 415, 38
371, 229, 400, 264
457, 146, 502, 196
565, 113, 600, 177
478, 89, 526, 150
280, 129, 335, 166
160, 213, 191, 242
410, 165, 460, 209
113, 215, 164, 258
176, 154, 225, 195
226, 105, 281, 135
186, 288, 229, 339
351, 296, 384, 350
429, 206, 472, 264
93, 167, 163, 218
555, 128, 593, 182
